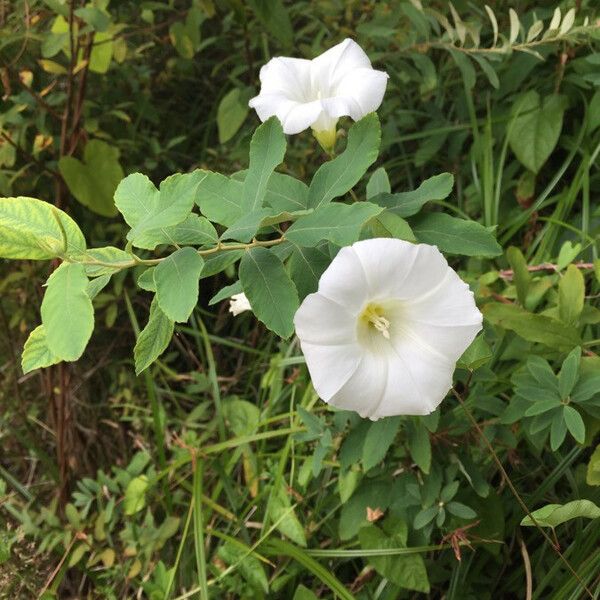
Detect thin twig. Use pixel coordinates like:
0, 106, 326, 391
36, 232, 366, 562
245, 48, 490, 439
498, 262, 595, 280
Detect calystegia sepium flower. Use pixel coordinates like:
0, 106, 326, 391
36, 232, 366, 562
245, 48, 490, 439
249, 39, 388, 151
294, 239, 483, 420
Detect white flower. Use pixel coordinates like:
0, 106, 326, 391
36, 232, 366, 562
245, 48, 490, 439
229, 293, 251, 316
248, 38, 388, 148
293, 239, 483, 420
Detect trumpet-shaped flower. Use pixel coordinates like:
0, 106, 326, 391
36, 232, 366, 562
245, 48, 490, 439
229, 292, 251, 316
248, 38, 388, 149
294, 239, 482, 420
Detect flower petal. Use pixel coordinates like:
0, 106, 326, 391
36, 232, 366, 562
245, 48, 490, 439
294, 292, 357, 345
316, 245, 369, 313
299, 340, 362, 400
332, 67, 388, 118
311, 39, 372, 94
328, 351, 387, 417
253, 57, 312, 99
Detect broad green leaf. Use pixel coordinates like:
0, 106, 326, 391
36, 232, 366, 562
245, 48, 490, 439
114, 173, 160, 227
358, 524, 429, 593
264, 172, 309, 212
563, 406, 585, 443
222, 208, 273, 243
289, 244, 331, 300
285, 202, 382, 247
74, 6, 110, 31
308, 114, 381, 208
58, 139, 123, 217
195, 172, 244, 226
550, 411, 567, 450
124, 475, 149, 515
223, 399, 260, 436
21, 325, 61, 374
407, 420, 431, 474
132, 214, 218, 250
41, 263, 94, 361
134, 298, 174, 374
412, 213, 502, 257
457, 335, 492, 370
366, 167, 390, 199
87, 274, 110, 299
371, 173, 454, 218
248, 0, 293, 46
88, 32, 113, 73
271, 483, 306, 547
81, 246, 132, 277
217, 88, 250, 144
242, 117, 286, 212
446, 502, 477, 519
0, 197, 86, 259
293, 585, 318, 600
506, 246, 531, 306
370, 211, 416, 242
217, 541, 269, 593
483, 303, 580, 350
521, 499, 600, 527
154, 247, 204, 322
586, 445, 600, 486
239, 247, 299, 338
508, 91, 566, 173
339, 481, 392, 540
127, 172, 206, 244
137, 268, 156, 292
362, 417, 401, 471
558, 347, 581, 398
200, 250, 244, 279
558, 264, 585, 325
209, 281, 242, 306
572, 372, 600, 404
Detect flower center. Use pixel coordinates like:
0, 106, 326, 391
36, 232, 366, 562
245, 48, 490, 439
360, 303, 391, 340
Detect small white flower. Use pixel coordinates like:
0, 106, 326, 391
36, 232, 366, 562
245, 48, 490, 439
294, 239, 483, 420
229, 293, 251, 316
248, 38, 388, 148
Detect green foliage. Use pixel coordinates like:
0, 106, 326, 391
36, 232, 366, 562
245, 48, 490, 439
521, 500, 600, 528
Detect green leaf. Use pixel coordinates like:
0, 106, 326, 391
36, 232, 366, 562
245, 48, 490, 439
558, 264, 585, 325
550, 411, 567, 450
358, 524, 429, 593
247, 0, 293, 46
21, 325, 61, 374
217, 541, 269, 593
271, 482, 306, 547
195, 172, 243, 226
129, 172, 205, 244
586, 445, 600, 486
264, 173, 310, 212
134, 298, 174, 375
457, 335, 492, 370
40, 263, 94, 361
293, 585, 319, 600
87, 274, 110, 299
289, 244, 331, 300
217, 88, 250, 144
124, 475, 149, 516
137, 268, 156, 292
563, 406, 585, 444
366, 167, 390, 199
508, 91, 566, 174
446, 502, 477, 519
239, 247, 299, 338
209, 281, 242, 306
132, 214, 218, 251
154, 247, 204, 322
413, 506, 438, 529
285, 202, 382, 247
339, 481, 392, 540
242, 117, 286, 212
88, 32, 113, 73
223, 399, 260, 436
371, 173, 454, 218
58, 140, 123, 217
0, 197, 86, 259
558, 347, 581, 398
370, 211, 416, 242
408, 420, 431, 474
521, 499, 600, 527
114, 173, 159, 227
506, 246, 531, 306
362, 417, 401, 471
222, 208, 273, 243
80, 246, 132, 277
308, 114, 381, 208
74, 6, 110, 31
483, 303, 581, 350
412, 213, 502, 257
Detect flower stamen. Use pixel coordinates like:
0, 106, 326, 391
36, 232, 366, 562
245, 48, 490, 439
361, 304, 391, 340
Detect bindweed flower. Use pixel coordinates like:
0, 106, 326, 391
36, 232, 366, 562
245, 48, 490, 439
229, 292, 251, 316
248, 38, 388, 151
294, 239, 483, 420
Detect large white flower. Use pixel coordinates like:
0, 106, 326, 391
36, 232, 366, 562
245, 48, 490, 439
294, 238, 483, 420
248, 38, 388, 149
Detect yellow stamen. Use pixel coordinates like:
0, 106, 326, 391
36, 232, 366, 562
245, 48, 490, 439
361, 304, 391, 340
